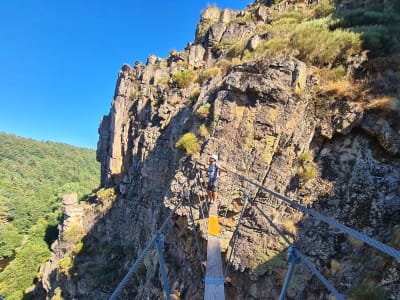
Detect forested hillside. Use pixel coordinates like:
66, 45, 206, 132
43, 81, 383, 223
0, 132, 99, 299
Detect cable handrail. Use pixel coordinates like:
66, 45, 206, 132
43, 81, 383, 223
224, 167, 400, 261
109, 197, 184, 300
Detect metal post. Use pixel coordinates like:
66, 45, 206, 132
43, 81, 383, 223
155, 232, 171, 300
279, 246, 300, 300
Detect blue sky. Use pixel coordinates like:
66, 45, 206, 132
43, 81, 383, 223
0, 1, 250, 149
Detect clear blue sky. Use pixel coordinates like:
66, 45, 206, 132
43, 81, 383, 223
0, 1, 250, 149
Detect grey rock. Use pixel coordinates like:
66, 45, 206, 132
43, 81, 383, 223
247, 35, 261, 51
360, 113, 400, 156
188, 44, 206, 68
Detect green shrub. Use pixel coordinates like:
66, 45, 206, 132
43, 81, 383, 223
190, 88, 201, 104
96, 187, 116, 201
129, 90, 143, 101
226, 39, 248, 58
175, 133, 201, 155
0, 236, 50, 297
196, 19, 213, 41
273, 17, 299, 25
290, 18, 362, 66
157, 76, 170, 88
298, 151, 313, 163
0, 224, 21, 259
352, 25, 394, 57
62, 223, 83, 244
172, 69, 198, 88
57, 256, 73, 275
349, 283, 388, 300
296, 165, 318, 180
332, 65, 347, 78
314, 0, 335, 18
135, 262, 147, 281
199, 67, 221, 84
199, 124, 210, 137
196, 103, 211, 119
335, 9, 400, 28
255, 38, 291, 59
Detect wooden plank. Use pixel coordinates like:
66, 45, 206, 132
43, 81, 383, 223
204, 206, 225, 300
205, 236, 224, 278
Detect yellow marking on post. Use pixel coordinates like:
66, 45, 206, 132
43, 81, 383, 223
208, 216, 220, 237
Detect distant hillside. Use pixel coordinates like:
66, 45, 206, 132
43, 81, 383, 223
0, 132, 99, 299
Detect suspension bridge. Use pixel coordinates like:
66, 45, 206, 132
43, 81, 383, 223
109, 163, 400, 300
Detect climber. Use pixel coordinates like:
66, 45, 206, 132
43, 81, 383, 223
206, 154, 227, 205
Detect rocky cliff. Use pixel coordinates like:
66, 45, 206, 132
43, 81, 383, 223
36, 1, 400, 299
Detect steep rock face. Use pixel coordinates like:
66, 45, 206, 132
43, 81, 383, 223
40, 2, 400, 300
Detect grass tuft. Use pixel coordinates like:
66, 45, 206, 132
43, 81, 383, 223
175, 133, 201, 155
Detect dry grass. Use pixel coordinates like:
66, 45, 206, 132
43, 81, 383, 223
348, 235, 364, 249
96, 188, 116, 201
296, 165, 318, 180
51, 287, 65, 300
198, 124, 210, 137
172, 69, 198, 88
57, 256, 73, 275
62, 223, 83, 244
366, 96, 399, 111
282, 219, 297, 236
196, 103, 211, 119
226, 38, 248, 58
330, 259, 341, 274
175, 133, 201, 155
321, 79, 367, 101
199, 66, 221, 84
321, 79, 352, 94
298, 151, 313, 163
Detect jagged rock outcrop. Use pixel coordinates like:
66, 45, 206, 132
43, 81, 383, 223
38, 1, 400, 300
35, 194, 85, 298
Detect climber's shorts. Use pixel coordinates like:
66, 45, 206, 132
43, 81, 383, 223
207, 180, 218, 192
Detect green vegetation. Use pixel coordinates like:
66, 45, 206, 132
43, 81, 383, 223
241, 0, 400, 74
172, 69, 198, 88
196, 103, 212, 119
349, 282, 388, 300
198, 66, 221, 84
247, 13, 362, 68
175, 133, 201, 155
95, 187, 116, 202
298, 151, 313, 164
296, 164, 318, 181
226, 38, 248, 59
198, 124, 210, 137
332, 9, 400, 57
189, 88, 201, 104
0, 132, 99, 298
134, 262, 147, 281
291, 18, 362, 66
296, 150, 318, 184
